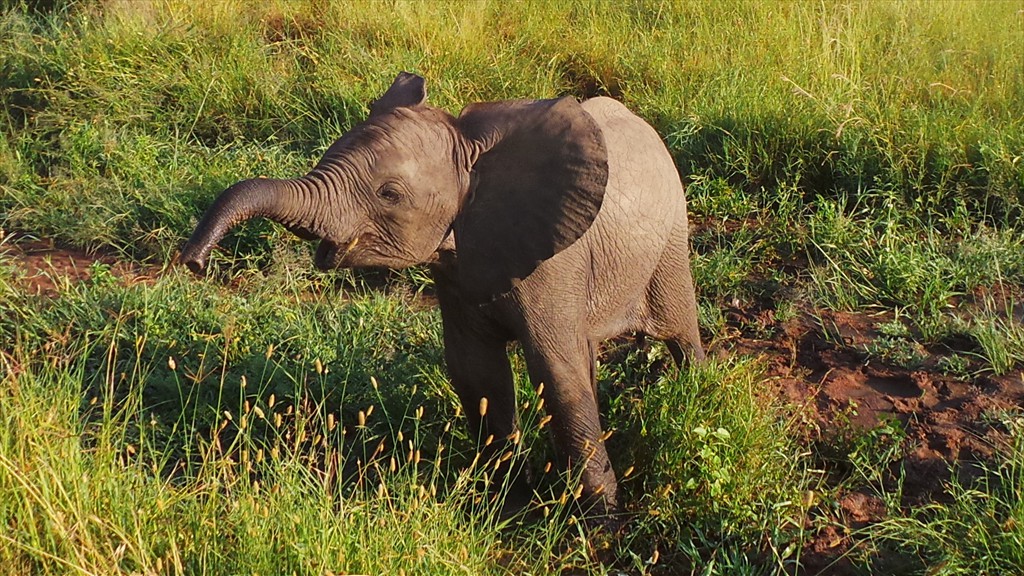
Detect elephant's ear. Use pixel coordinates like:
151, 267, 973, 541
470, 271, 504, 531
369, 72, 427, 116
455, 97, 608, 303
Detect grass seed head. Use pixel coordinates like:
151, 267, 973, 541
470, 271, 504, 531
478, 397, 488, 417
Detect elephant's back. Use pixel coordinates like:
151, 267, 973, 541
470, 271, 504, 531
580, 97, 682, 199
576, 97, 688, 336
580, 97, 684, 230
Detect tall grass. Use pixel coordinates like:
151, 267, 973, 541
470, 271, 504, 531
1, 1, 1022, 257
0, 237, 815, 573
0, 335, 547, 575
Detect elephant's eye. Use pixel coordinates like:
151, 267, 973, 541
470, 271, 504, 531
376, 184, 403, 206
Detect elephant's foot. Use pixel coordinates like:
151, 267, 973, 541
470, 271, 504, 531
577, 483, 620, 520
494, 473, 534, 520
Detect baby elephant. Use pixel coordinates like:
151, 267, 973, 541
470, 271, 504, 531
180, 72, 704, 515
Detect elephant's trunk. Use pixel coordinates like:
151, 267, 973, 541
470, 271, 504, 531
179, 177, 324, 273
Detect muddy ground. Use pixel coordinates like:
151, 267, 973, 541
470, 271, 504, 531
727, 301, 1023, 573
4, 237, 1023, 574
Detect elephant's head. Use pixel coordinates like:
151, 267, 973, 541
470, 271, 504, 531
180, 72, 608, 303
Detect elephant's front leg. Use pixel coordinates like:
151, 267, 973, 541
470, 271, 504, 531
439, 306, 531, 513
520, 332, 618, 514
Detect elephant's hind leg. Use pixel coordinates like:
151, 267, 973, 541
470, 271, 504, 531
644, 224, 705, 367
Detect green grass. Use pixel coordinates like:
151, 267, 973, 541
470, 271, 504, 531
0, 333, 537, 575
2, 1, 1022, 257
2, 1, 1024, 574
854, 412, 1024, 575
0, 248, 813, 574
606, 355, 815, 572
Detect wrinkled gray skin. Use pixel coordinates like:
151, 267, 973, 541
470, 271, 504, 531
180, 72, 705, 515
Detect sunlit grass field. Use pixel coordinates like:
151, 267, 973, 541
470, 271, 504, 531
2, 1, 1023, 574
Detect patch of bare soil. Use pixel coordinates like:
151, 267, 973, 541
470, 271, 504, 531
3, 237, 160, 295
724, 304, 1023, 573
5, 239, 1023, 574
